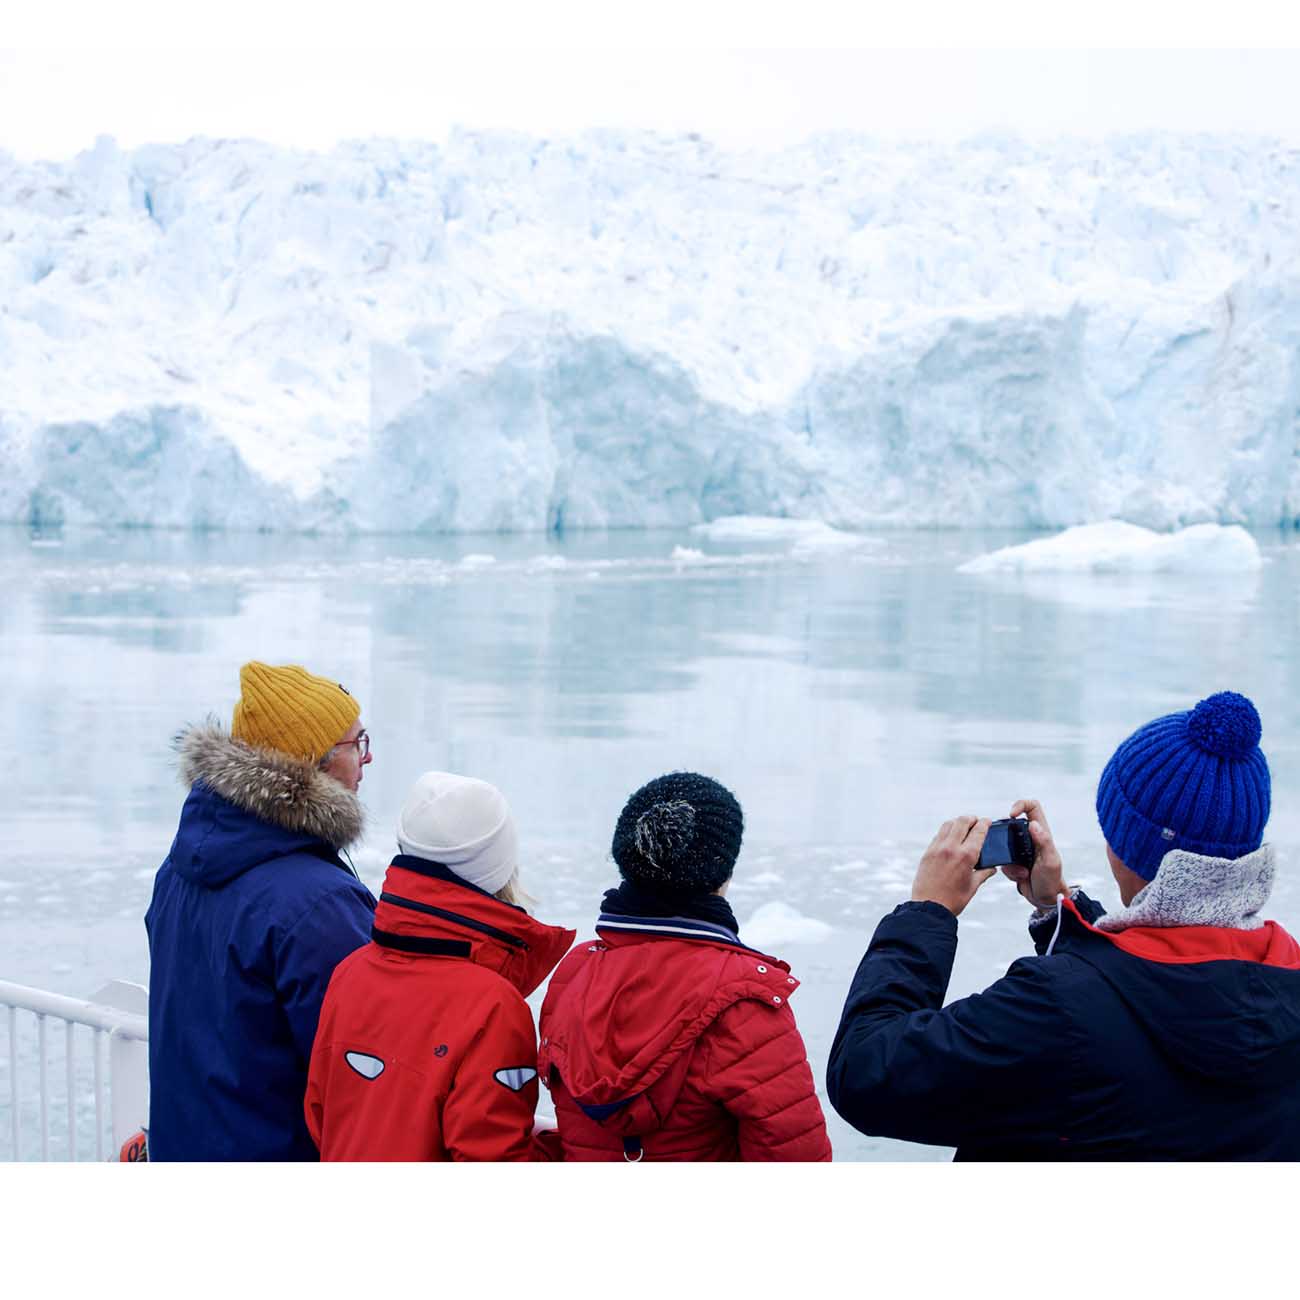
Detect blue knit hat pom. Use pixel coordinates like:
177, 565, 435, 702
1186, 691, 1262, 758
1096, 689, 1270, 882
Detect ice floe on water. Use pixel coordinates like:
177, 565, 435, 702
745, 900, 834, 948
958, 521, 1263, 576
692, 515, 872, 553
14, 537, 862, 595
524, 555, 570, 573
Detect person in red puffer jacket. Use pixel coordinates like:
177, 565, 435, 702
305, 771, 575, 1161
538, 772, 832, 1162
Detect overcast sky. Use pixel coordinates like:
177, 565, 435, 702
5, 25, 1300, 161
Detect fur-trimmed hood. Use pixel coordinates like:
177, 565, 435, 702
175, 719, 364, 855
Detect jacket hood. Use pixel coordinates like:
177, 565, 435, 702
372, 857, 575, 998
1059, 848, 1300, 1084
168, 719, 364, 888
538, 926, 798, 1135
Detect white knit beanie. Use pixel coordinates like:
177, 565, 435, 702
396, 772, 519, 896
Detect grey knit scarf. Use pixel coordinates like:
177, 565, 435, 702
1094, 843, 1275, 934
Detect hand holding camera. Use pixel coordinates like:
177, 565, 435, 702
910, 801, 1068, 917
1000, 799, 1067, 909
910, 815, 995, 917
976, 818, 1036, 872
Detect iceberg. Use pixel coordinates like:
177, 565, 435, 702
4, 130, 1300, 534
957, 521, 1263, 574
744, 900, 834, 948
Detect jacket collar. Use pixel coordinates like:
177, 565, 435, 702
373, 857, 575, 997
1095, 844, 1275, 934
1060, 892, 1300, 971
594, 915, 791, 969
176, 718, 363, 850
596, 910, 754, 952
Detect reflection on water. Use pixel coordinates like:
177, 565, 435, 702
3, 523, 1299, 1160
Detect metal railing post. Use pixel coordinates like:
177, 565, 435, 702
66, 1021, 77, 1162
109, 1031, 149, 1155
37, 1014, 48, 1162
93, 1029, 105, 1161
7, 1005, 18, 1161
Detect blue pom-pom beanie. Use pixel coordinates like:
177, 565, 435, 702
1095, 691, 1271, 881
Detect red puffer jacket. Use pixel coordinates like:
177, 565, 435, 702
305, 857, 575, 1161
537, 916, 832, 1161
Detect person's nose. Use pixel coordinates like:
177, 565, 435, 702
363, 745, 374, 766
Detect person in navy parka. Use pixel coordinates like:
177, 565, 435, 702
827, 691, 1300, 1161
145, 661, 377, 1161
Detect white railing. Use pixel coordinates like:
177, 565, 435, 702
0, 979, 149, 1162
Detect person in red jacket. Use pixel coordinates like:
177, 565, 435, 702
538, 772, 832, 1161
305, 771, 575, 1160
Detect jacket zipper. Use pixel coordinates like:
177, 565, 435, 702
378, 891, 529, 949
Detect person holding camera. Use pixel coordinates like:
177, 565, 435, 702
827, 690, 1300, 1160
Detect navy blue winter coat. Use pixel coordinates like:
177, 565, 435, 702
145, 722, 375, 1161
827, 880, 1300, 1160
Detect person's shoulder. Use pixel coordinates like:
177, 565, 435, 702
716, 938, 794, 978
552, 938, 601, 978
233, 850, 372, 933
437, 959, 533, 1029
265, 847, 368, 895
999, 945, 1106, 1010
464, 958, 530, 1000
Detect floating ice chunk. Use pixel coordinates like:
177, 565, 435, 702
748, 870, 784, 885
744, 900, 834, 948
693, 516, 867, 552
790, 528, 875, 557
671, 545, 705, 563
958, 522, 1262, 575
525, 555, 569, 572
458, 553, 498, 570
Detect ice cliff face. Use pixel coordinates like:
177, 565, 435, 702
3, 129, 1299, 533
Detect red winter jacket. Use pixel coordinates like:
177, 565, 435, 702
537, 915, 832, 1161
305, 857, 575, 1161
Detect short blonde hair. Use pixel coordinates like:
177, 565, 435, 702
494, 869, 535, 914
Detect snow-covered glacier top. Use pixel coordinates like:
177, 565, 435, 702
3, 129, 1299, 533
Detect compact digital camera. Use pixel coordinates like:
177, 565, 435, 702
976, 818, 1035, 871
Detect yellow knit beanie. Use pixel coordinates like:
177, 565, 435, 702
231, 662, 361, 763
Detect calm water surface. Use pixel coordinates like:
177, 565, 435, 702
3, 524, 1299, 1160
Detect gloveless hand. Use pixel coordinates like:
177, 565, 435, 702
1001, 799, 1068, 908
911, 815, 995, 917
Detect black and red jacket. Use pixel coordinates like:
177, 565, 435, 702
828, 888, 1300, 1160
305, 857, 575, 1161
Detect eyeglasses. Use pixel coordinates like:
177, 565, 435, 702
336, 730, 370, 759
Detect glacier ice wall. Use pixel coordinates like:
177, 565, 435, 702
2, 129, 1299, 533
